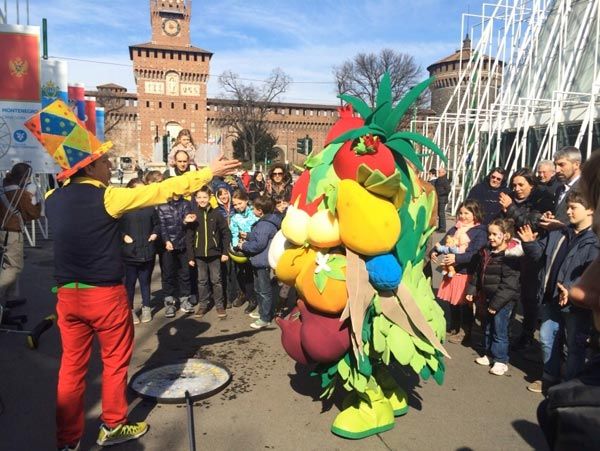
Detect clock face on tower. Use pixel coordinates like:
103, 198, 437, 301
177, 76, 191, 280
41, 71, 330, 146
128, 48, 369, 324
162, 19, 180, 37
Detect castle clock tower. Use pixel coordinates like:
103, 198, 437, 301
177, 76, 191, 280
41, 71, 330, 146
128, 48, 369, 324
129, 0, 212, 163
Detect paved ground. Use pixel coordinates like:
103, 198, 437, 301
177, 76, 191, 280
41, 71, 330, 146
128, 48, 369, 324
0, 230, 549, 451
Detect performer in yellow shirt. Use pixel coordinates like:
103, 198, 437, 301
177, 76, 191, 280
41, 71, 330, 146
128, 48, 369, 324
25, 100, 239, 450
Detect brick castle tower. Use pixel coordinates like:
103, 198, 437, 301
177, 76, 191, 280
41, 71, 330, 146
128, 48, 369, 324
129, 0, 212, 162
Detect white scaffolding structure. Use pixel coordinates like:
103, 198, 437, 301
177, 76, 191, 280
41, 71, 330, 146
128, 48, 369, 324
419, 0, 600, 212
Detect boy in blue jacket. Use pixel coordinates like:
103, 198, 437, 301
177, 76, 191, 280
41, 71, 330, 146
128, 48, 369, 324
239, 196, 281, 329
157, 194, 195, 318
518, 190, 599, 393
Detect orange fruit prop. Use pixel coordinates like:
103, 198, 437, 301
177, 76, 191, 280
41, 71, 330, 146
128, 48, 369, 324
296, 253, 348, 315
276, 246, 316, 286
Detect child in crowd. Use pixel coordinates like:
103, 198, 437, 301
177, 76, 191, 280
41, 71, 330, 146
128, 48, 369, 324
120, 178, 159, 324
144, 170, 163, 184
239, 196, 282, 329
274, 194, 289, 216
168, 129, 197, 168
273, 194, 293, 313
186, 186, 231, 318
519, 189, 599, 393
215, 187, 239, 309
432, 199, 487, 345
467, 218, 522, 376
157, 192, 195, 318
230, 190, 259, 312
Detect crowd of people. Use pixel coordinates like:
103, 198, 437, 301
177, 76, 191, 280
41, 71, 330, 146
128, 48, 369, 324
4, 116, 600, 448
119, 132, 295, 331
429, 146, 599, 401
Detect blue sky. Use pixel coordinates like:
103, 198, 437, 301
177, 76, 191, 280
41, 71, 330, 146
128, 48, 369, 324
9, 0, 490, 104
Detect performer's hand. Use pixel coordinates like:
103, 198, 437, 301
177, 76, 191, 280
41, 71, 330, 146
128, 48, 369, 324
221, 254, 229, 262
148, 233, 158, 242
189, 260, 196, 267
184, 214, 196, 224
165, 241, 174, 251
123, 234, 134, 244
209, 153, 241, 177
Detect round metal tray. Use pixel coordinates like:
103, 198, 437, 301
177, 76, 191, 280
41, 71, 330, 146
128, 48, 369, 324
130, 359, 231, 404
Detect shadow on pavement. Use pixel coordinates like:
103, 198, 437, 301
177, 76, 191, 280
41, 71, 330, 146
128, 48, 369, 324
512, 419, 549, 450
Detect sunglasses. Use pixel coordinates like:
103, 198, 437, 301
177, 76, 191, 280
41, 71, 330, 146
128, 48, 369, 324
490, 176, 503, 181
272, 172, 284, 176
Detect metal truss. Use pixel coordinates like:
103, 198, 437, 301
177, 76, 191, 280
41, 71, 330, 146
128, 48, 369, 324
418, 0, 600, 212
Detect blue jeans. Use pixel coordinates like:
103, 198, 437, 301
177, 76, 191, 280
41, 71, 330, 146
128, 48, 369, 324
482, 303, 513, 363
539, 303, 592, 381
124, 260, 154, 308
253, 267, 273, 322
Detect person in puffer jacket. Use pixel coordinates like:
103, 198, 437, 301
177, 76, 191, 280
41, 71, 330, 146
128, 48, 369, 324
186, 185, 231, 319
230, 190, 259, 311
467, 218, 523, 376
119, 178, 159, 324
239, 195, 281, 329
157, 194, 194, 318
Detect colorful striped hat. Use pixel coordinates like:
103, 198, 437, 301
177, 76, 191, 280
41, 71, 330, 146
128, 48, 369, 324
25, 99, 112, 181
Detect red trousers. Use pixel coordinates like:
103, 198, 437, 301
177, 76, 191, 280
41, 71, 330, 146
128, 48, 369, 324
56, 285, 133, 446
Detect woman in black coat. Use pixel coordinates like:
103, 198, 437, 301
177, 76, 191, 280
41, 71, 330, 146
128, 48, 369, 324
120, 178, 159, 324
499, 168, 555, 349
248, 171, 266, 202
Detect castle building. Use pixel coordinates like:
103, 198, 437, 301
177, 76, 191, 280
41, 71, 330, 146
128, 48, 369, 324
427, 35, 503, 115
89, 0, 338, 167
89, 0, 455, 169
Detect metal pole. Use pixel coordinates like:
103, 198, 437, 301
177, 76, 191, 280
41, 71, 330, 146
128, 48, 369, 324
26, 0, 29, 25
42, 18, 48, 59
16, 0, 19, 24
185, 391, 197, 451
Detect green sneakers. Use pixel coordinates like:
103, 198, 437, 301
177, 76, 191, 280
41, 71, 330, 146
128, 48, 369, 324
96, 422, 149, 446
331, 388, 395, 439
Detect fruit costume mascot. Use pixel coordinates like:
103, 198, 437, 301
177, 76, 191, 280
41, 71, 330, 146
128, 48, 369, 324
270, 75, 449, 439
24, 100, 239, 450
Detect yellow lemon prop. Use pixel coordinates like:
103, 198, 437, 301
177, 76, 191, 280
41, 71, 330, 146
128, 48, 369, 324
336, 179, 401, 255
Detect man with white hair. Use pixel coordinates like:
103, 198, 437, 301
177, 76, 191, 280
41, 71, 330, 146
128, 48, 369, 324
536, 159, 561, 198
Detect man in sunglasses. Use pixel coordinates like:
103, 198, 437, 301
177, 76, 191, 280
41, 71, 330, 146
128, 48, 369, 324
466, 167, 511, 225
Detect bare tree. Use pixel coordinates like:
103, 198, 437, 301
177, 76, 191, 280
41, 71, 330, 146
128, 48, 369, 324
218, 68, 291, 168
333, 49, 422, 108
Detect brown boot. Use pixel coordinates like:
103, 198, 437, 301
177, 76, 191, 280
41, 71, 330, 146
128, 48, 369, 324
447, 329, 465, 344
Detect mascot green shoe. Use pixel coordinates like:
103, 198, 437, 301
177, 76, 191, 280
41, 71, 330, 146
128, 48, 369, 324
331, 388, 395, 439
